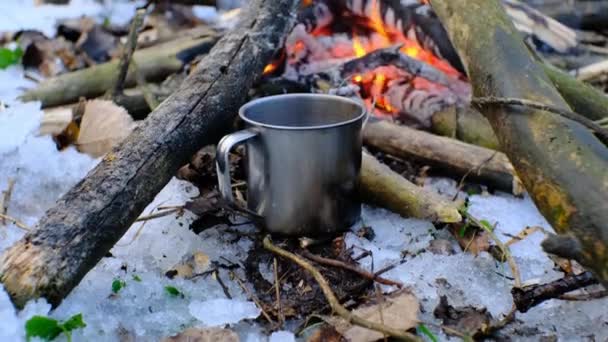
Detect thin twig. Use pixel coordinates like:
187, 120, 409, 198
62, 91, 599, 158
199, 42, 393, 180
111, 8, 146, 99
471, 96, 608, 143
134, 207, 182, 222
214, 270, 232, 299
452, 152, 498, 201
264, 236, 421, 342
230, 270, 276, 326
273, 257, 284, 327
300, 250, 403, 288
0, 213, 30, 231
1, 178, 15, 225
462, 212, 521, 288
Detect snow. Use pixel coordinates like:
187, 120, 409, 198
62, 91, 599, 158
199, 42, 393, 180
189, 299, 261, 327
0, 1, 607, 341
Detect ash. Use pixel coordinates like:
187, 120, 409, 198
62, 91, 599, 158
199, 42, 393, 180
0, 1, 606, 342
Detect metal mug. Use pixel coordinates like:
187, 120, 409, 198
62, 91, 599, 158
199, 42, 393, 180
216, 93, 367, 236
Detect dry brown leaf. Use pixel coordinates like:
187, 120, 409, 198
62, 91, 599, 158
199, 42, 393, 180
167, 251, 211, 279
326, 289, 419, 342
161, 327, 239, 342
450, 225, 491, 256
76, 100, 135, 157
39, 106, 73, 136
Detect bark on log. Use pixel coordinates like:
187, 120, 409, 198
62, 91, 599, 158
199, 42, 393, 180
360, 152, 462, 223
542, 63, 608, 121
364, 120, 521, 195
431, 0, 608, 286
20, 33, 219, 108
430, 106, 500, 151
0, 0, 299, 308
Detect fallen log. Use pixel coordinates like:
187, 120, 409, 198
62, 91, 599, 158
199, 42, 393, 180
0, 0, 299, 308
364, 120, 522, 195
359, 152, 462, 223
542, 63, 608, 121
20, 33, 219, 107
431, 0, 608, 286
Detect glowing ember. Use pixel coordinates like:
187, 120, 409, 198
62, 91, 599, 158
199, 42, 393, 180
263, 0, 467, 121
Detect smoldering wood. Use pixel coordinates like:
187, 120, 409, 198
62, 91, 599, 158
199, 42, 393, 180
20, 33, 219, 108
359, 152, 462, 223
511, 272, 598, 313
0, 0, 299, 308
363, 120, 522, 195
431, 0, 608, 287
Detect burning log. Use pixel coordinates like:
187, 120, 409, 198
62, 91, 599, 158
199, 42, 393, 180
431, 0, 608, 287
363, 120, 521, 195
20, 32, 219, 108
360, 152, 462, 223
0, 0, 299, 308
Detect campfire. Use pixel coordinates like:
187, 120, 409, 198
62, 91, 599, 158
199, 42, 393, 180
262, 0, 471, 127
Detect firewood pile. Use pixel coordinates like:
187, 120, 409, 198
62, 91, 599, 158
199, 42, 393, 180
2, 0, 608, 340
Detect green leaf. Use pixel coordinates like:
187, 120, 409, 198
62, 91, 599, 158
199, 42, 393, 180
0, 47, 23, 69
479, 219, 494, 232
165, 285, 182, 297
25, 313, 86, 342
132, 274, 142, 282
417, 323, 438, 342
25, 316, 62, 341
61, 313, 86, 332
112, 279, 126, 294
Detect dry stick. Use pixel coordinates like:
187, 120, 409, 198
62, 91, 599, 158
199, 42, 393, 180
230, 270, 276, 326
299, 249, 403, 288
133, 207, 182, 222
263, 236, 422, 342
273, 257, 284, 327
471, 96, 608, 144
511, 272, 598, 313
0, 214, 30, 231
0, 179, 15, 225
559, 290, 608, 301
463, 212, 522, 288
451, 152, 499, 201
111, 8, 146, 99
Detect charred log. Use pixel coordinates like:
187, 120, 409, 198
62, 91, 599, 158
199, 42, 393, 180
511, 272, 598, 313
431, 0, 608, 287
0, 0, 299, 308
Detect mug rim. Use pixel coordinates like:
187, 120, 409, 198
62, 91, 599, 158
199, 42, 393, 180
239, 93, 367, 130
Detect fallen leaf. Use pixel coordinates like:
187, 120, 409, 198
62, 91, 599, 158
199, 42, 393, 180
161, 327, 239, 342
306, 324, 347, 342
327, 289, 419, 342
167, 251, 211, 279
39, 106, 73, 136
433, 295, 491, 337
76, 100, 135, 157
449, 224, 490, 256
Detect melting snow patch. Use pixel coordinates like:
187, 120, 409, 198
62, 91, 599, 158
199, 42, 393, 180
189, 299, 261, 327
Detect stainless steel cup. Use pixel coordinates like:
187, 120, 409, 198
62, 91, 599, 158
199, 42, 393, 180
216, 93, 366, 236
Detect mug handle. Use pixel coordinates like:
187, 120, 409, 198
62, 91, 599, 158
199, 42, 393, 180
216, 128, 258, 207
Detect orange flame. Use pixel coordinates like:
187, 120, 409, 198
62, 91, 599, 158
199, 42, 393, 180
352, 35, 366, 58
